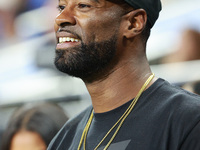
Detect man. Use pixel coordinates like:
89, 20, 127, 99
48, 0, 200, 149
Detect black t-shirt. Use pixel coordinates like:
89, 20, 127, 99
48, 79, 200, 150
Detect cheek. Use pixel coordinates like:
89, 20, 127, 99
80, 17, 120, 43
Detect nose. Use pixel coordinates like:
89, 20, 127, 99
55, 8, 76, 28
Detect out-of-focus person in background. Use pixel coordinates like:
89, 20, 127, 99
161, 28, 200, 63
0, 0, 26, 43
0, 102, 68, 150
158, 28, 200, 94
0, 0, 54, 48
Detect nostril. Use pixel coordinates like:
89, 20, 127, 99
60, 22, 74, 27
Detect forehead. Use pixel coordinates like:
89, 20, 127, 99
57, 0, 129, 11
58, 0, 126, 5
58, 0, 128, 8
59, 0, 100, 2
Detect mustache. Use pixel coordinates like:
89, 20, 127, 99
57, 28, 82, 40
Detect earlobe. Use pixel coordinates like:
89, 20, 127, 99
123, 9, 147, 39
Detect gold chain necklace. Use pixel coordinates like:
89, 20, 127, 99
78, 73, 155, 150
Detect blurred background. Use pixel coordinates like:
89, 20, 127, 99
0, 0, 200, 141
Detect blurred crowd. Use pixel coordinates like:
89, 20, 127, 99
150, 28, 200, 95
161, 28, 200, 63
0, 0, 56, 48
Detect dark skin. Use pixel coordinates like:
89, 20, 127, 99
55, 0, 157, 113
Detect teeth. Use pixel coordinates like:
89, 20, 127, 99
71, 38, 75, 42
59, 37, 80, 43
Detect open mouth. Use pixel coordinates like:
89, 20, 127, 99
58, 37, 80, 43
56, 36, 81, 50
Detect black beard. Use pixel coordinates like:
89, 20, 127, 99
54, 35, 117, 81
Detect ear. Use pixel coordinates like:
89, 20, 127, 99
123, 9, 147, 39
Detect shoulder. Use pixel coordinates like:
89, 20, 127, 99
162, 79, 200, 108
155, 79, 200, 133
154, 78, 200, 115
146, 79, 200, 148
147, 78, 200, 129
47, 105, 93, 150
152, 78, 200, 105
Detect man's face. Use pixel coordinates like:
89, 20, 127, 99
54, 0, 125, 80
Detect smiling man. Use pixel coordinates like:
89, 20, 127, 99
47, 0, 200, 150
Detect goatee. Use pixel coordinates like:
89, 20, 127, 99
54, 35, 117, 80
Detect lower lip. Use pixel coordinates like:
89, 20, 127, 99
56, 42, 80, 50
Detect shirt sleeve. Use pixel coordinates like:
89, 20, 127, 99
180, 120, 200, 150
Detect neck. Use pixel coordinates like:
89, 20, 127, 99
84, 58, 156, 113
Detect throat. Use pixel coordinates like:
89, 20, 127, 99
86, 78, 140, 113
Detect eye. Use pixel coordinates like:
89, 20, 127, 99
57, 5, 65, 12
78, 3, 91, 9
